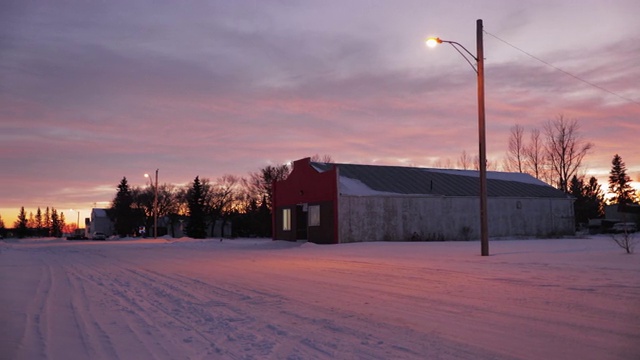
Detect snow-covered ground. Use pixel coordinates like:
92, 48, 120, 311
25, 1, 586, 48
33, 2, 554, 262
1, 236, 638, 360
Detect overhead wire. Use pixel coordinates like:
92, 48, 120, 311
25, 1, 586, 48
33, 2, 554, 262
483, 30, 640, 106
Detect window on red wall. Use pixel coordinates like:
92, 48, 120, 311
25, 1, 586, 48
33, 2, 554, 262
283, 209, 291, 231
308, 205, 320, 226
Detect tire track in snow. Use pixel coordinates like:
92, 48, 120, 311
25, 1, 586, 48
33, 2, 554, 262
63, 263, 120, 359
15, 260, 50, 360
63, 257, 191, 359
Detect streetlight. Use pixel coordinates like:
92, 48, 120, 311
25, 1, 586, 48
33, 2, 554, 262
144, 169, 159, 238
426, 19, 489, 256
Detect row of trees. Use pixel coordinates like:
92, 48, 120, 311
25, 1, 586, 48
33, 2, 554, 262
107, 159, 310, 239
503, 114, 594, 193
3, 116, 636, 238
436, 115, 637, 226
433, 115, 597, 193
503, 116, 637, 226
6, 207, 69, 238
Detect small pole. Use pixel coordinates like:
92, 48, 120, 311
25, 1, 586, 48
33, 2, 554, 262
154, 168, 158, 239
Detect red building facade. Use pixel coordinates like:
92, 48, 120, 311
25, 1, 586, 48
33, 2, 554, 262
272, 158, 339, 244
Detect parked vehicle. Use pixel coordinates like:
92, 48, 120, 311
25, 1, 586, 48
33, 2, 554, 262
92, 232, 107, 241
612, 222, 637, 233
67, 230, 88, 240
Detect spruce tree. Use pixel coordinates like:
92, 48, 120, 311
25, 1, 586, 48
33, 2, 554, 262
35, 207, 43, 237
608, 154, 636, 205
0, 214, 5, 238
51, 208, 62, 237
44, 207, 51, 236
186, 176, 207, 239
15, 207, 28, 238
584, 176, 605, 219
111, 177, 136, 237
569, 176, 587, 227
570, 175, 606, 228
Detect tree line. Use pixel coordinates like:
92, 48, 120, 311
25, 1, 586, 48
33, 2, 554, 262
107, 156, 331, 239
502, 115, 637, 226
3, 119, 637, 239
3, 207, 68, 239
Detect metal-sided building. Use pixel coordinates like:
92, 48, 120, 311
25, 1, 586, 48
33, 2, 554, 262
272, 157, 574, 244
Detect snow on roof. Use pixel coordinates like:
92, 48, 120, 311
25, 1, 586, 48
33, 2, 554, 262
339, 176, 411, 196
92, 208, 108, 217
311, 161, 566, 198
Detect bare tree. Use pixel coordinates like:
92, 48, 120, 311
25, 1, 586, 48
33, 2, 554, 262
310, 154, 333, 163
457, 150, 472, 170
544, 115, 593, 192
611, 231, 637, 254
246, 163, 291, 211
523, 128, 544, 179
473, 156, 496, 171
505, 124, 525, 173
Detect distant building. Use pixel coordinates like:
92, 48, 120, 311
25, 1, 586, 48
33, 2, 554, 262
89, 208, 114, 236
272, 158, 575, 244
87, 208, 231, 239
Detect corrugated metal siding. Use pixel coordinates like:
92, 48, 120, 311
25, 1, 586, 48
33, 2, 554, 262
338, 195, 575, 242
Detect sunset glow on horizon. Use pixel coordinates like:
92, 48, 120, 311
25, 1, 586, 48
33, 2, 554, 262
1, 1, 639, 226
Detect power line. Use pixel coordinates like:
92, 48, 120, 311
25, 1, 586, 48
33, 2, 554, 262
484, 30, 640, 106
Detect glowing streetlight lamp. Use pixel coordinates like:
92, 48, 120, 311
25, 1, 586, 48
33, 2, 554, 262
144, 169, 159, 239
426, 19, 489, 256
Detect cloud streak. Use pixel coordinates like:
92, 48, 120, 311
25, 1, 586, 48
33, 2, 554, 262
1, 0, 639, 221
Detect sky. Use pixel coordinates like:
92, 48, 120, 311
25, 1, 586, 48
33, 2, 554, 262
1, 0, 639, 224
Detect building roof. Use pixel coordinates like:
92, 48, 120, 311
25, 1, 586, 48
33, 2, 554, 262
310, 162, 569, 199
91, 208, 109, 217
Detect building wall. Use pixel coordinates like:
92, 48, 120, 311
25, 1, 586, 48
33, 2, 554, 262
90, 212, 114, 236
338, 195, 574, 242
273, 158, 339, 243
274, 201, 336, 243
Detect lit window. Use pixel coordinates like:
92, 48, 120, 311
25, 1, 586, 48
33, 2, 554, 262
308, 205, 320, 226
283, 209, 291, 231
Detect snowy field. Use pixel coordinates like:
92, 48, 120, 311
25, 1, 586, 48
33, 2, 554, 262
1, 236, 639, 360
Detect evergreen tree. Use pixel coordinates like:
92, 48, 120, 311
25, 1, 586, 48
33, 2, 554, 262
608, 154, 636, 205
111, 177, 136, 236
15, 207, 28, 238
584, 176, 605, 219
59, 212, 66, 235
186, 176, 207, 239
0, 214, 5, 238
569, 176, 605, 228
44, 207, 51, 236
28, 211, 37, 230
35, 207, 43, 237
51, 208, 62, 237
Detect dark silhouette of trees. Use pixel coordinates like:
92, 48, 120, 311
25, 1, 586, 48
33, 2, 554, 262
186, 176, 207, 239
0, 214, 5, 238
544, 115, 593, 193
50, 208, 63, 237
44, 207, 51, 236
524, 128, 545, 180
14, 207, 28, 238
247, 163, 291, 212
608, 154, 637, 205
506, 124, 525, 173
35, 208, 43, 237
111, 177, 137, 236
569, 175, 605, 228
